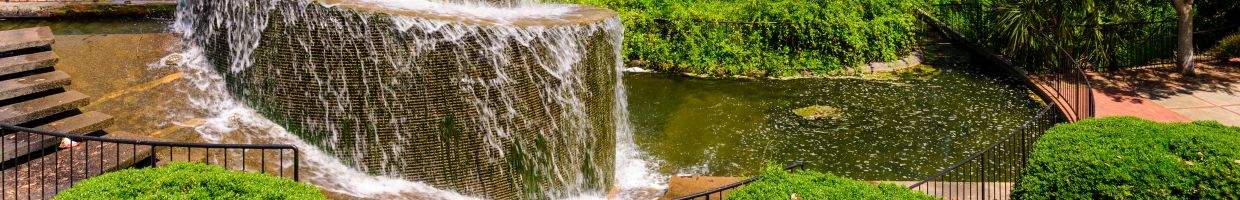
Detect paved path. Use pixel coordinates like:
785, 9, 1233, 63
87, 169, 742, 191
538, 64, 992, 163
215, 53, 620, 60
885, 181, 1013, 200
1147, 84, 1240, 125
1093, 90, 1194, 123
1089, 63, 1239, 126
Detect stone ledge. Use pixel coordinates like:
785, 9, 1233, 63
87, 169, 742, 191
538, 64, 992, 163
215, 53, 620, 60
0, 1, 175, 18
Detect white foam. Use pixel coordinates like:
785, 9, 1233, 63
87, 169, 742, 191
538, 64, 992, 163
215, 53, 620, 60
158, 48, 482, 200
348, 0, 574, 23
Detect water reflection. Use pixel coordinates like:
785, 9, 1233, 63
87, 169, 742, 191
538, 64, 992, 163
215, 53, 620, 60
623, 44, 1043, 181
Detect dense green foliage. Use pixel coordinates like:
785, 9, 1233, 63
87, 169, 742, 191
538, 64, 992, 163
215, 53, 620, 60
557, 0, 923, 77
927, 0, 1240, 70
1211, 31, 1240, 60
55, 163, 324, 200
925, 0, 1177, 71
1014, 117, 1240, 199
727, 164, 936, 199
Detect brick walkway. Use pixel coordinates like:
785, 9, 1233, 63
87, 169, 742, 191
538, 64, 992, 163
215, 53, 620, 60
1089, 62, 1239, 125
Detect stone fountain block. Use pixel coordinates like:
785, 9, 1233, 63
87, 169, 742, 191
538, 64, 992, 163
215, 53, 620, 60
187, 0, 620, 198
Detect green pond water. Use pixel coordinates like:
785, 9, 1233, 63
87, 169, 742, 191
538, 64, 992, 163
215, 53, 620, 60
624, 44, 1044, 180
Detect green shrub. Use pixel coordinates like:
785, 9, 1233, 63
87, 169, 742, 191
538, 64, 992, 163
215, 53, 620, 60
728, 163, 936, 199
1014, 117, 1240, 199
1211, 31, 1240, 60
557, 0, 923, 77
55, 163, 325, 200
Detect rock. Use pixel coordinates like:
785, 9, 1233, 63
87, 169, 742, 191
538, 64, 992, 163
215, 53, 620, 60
793, 105, 844, 120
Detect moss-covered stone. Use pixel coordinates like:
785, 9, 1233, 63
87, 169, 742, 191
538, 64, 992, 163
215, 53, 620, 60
792, 105, 844, 120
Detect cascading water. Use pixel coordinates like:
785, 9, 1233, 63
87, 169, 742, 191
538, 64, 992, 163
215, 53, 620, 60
168, 0, 665, 199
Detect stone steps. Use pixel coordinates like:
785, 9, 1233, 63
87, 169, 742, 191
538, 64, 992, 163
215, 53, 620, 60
0, 71, 71, 101
0, 52, 58, 78
0, 26, 158, 199
0, 140, 153, 200
2, 112, 114, 163
0, 91, 89, 125
0, 27, 54, 53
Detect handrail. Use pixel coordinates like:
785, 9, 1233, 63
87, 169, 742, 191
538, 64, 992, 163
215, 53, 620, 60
673, 161, 805, 200
906, 105, 1054, 189
1, 124, 298, 150
0, 122, 300, 182
915, 8, 1095, 122
909, 6, 1097, 199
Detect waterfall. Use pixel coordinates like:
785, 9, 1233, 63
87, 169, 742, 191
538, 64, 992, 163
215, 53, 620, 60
169, 0, 664, 199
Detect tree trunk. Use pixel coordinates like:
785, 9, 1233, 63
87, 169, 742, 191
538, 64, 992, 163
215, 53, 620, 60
1173, 0, 1195, 75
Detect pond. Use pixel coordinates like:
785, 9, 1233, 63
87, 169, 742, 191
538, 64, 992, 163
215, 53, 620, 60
624, 44, 1044, 180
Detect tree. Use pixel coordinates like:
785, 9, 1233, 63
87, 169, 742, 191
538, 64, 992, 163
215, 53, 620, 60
1173, 0, 1195, 75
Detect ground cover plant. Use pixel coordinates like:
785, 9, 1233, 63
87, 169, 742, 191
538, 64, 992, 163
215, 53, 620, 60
1210, 30, 1240, 60
727, 163, 937, 199
55, 163, 324, 200
1014, 117, 1240, 199
558, 0, 923, 77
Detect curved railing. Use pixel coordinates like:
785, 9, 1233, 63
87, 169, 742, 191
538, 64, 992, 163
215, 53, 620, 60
905, 106, 1059, 199
908, 4, 1099, 200
915, 8, 1095, 122
673, 161, 804, 200
0, 123, 300, 198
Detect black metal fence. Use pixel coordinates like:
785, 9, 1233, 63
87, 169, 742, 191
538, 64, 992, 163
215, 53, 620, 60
0, 123, 300, 199
1035, 64, 1096, 122
924, 0, 1179, 70
917, 7, 1095, 122
906, 106, 1060, 200
673, 161, 805, 200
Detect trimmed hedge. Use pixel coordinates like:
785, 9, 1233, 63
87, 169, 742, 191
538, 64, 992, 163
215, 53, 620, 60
1014, 117, 1240, 199
728, 163, 936, 199
557, 0, 923, 77
55, 163, 325, 200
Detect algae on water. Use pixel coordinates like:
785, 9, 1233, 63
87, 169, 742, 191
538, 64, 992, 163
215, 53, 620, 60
793, 105, 844, 120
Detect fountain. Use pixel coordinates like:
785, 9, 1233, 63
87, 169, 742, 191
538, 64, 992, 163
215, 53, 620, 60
175, 0, 624, 199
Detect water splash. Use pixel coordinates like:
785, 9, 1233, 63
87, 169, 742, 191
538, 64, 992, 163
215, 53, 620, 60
171, 0, 667, 199
158, 47, 483, 199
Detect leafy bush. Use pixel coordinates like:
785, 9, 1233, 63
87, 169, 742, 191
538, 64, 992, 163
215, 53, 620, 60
925, 0, 1178, 71
557, 0, 923, 77
1211, 31, 1240, 60
728, 163, 936, 199
55, 163, 324, 200
1014, 117, 1240, 199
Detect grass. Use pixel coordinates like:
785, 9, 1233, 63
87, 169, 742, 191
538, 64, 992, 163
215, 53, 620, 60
728, 163, 937, 199
55, 163, 325, 200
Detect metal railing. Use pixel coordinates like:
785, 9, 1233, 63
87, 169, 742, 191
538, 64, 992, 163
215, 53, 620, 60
673, 161, 805, 200
911, 3, 1102, 199
923, 0, 1179, 70
916, 8, 1095, 122
1035, 62, 1096, 122
907, 106, 1060, 200
0, 123, 300, 199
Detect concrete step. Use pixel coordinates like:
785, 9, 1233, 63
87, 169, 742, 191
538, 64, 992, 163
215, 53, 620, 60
0, 71, 71, 101
0, 91, 89, 125
0, 140, 153, 200
0, 51, 58, 78
0, 27, 54, 53
1, 112, 114, 163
